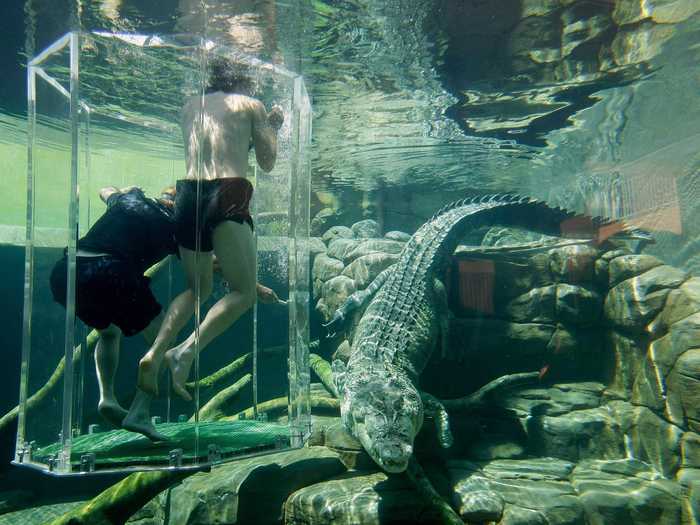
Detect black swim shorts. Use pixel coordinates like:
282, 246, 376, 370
49, 253, 162, 337
174, 177, 254, 252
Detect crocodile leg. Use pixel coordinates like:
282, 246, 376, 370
421, 391, 454, 448
433, 278, 450, 359
323, 264, 396, 337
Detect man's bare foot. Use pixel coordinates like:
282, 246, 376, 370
165, 347, 195, 402
98, 400, 128, 428
122, 413, 169, 442
137, 352, 162, 397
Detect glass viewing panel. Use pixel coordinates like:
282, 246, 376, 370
15, 31, 311, 475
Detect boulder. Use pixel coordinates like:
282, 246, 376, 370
652, 277, 700, 334
322, 225, 353, 244
350, 219, 380, 239
450, 458, 583, 525
137, 447, 347, 525
572, 459, 682, 525
326, 238, 360, 262
549, 245, 598, 284
341, 252, 398, 289
613, 0, 700, 25
504, 285, 557, 323
608, 401, 684, 478
284, 472, 435, 525
457, 490, 505, 523
604, 265, 687, 331
555, 284, 602, 325
667, 348, 700, 433
384, 230, 411, 242
343, 239, 405, 263
493, 382, 605, 418
312, 253, 345, 282
610, 22, 675, 67
604, 331, 646, 399
309, 237, 327, 256
527, 407, 625, 462
608, 254, 663, 288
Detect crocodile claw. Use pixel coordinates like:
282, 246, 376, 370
323, 311, 346, 338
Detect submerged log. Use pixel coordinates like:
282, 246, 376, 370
310, 353, 338, 398
47, 469, 193, 525
193, 373, 252, 422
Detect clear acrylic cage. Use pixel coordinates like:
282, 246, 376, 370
15, 31, 311, 475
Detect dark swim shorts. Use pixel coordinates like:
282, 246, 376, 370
174, 177, 254, 252
49, 253, 162, 337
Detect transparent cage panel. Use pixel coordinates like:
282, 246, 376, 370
65, 34, 206, 471
289, 79, 312, 441
21, 63, 73, 471
184, 45, 299, 461
19, 31, 311, 473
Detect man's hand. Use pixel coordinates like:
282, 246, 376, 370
267, 105, 284, 131
257, 284, 281, 304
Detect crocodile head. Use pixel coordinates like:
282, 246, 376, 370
341, 373, 423, 473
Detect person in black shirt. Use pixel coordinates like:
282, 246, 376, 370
50, 185, 178, 441
50, 186, 281, 441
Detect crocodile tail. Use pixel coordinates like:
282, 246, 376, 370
428, 196, 643, 272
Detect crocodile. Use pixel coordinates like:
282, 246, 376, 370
328, 194, 648, 473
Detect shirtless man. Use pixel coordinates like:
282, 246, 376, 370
138, 56, 284, 400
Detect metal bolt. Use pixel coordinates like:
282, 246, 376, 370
88, 424, 101, 434
177, 414, 187, 423
168, 448, 183, 467
80, 453, 96, 473
151, 416, 162, 425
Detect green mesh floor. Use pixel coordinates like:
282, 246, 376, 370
33, 421, 290, 468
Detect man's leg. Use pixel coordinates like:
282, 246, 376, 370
95, 325, 128, 427
166, 221, 257, 401
138, 249, 213, 396
122, 314, 169, 441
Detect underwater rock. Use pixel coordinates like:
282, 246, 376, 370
456, 489, 505, 522
608, 254, 663, 288
504, 285, 557, 323
313, 278, 323, 300
571, 459, 683, 525
632, 313, 700, 425
594, 257, 609, 289
311, 208, 340, 237
481, 226, 549, 247
284, 472, 433, 525
613, 0, 700, 25
326, 238, 360, 261
450, 457, 583, 525
610, 21, 675, 67
149, 447, 347, 525
321, 225, 353, 244
608, 401, 683, 478
350, 219, 380, 239
343, 238, 405, 263
384, 230, 411, 242
527, 407, 625, 462
604, 331, 646, 399
681, 432, 700, 469
450, 318, 555, 372
561, 9, 612, 58
555, 284, 602, 325
493, 382, 605, 418
604, 265, 688, 331
312, 253, 345, 282
652, 277, 700, 334
309, 237, 327, 256
467, 439, 525, 461
548, 245, 598, 284
667, 348, 700, 433
341, 252, 398, 289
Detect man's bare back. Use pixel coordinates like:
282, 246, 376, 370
181, 92, 282, 180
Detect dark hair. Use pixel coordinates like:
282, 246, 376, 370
206, 56, 253, 94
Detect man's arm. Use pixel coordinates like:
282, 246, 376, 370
251, 102, 283, 172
